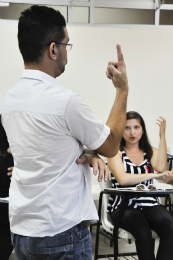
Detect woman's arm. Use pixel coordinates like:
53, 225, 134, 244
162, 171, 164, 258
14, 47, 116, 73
150, 117, 167, 172
107, 151, 170, 186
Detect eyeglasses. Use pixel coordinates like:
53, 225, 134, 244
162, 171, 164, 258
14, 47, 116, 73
136, 184, 157, 191
46, 41, 73, 51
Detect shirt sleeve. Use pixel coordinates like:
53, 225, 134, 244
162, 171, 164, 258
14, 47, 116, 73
65, 94, 110, 150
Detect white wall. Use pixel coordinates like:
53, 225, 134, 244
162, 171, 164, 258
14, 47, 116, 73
0, 4, 68, 21
0, 5, 155, 25
94, 8, 155, 24
1, 20, 173, 149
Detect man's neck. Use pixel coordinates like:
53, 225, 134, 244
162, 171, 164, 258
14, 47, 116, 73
24, 63, 59, 78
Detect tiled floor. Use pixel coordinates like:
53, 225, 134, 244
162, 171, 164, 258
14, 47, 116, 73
9, 227, 159, 260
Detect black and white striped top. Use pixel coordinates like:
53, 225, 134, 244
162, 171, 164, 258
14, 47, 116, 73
107, 150, 160, 213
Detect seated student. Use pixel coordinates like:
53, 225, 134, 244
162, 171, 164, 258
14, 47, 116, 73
0, 115, 14, 260
107, 111, 173, 260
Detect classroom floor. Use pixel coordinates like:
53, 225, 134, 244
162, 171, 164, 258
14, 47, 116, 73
9, 226, 159, 260
91, 226, 160, 260
9, 252, 14, 260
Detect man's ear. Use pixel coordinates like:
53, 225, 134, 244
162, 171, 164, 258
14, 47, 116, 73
49, 42, 57, 60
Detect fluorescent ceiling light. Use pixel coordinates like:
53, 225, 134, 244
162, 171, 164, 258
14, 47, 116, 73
0, 2, 9, 6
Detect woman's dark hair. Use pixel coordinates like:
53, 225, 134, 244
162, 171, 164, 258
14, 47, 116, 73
18, 5, 66, 64
120, 111, 153, 161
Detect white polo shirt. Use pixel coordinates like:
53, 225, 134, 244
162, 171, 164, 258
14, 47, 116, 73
2, 70, 110, 237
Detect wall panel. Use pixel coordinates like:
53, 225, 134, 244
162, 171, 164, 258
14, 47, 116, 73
1, 21, 173, 148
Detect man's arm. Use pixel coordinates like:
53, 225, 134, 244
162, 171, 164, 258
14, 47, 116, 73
65, 45, 128, 159
95, 44, 128, 158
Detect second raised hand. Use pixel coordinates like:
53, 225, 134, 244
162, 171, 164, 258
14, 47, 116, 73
106, 44, 128, 90
156, 116, 166, 138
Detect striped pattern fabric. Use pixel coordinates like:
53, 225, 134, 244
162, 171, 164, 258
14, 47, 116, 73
107, 151, 160, 213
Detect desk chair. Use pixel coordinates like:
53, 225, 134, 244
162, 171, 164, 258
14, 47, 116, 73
91, 169, 101, 234
166, 147, 173, 213
92, 172, 101, 201
167, 144, 173, 156
94, 180, 159, 260
153, 152, 173, 213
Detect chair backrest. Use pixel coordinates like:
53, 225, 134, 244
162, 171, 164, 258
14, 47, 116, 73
153, 151, 173, 188
99, 180, 114, 234
91, 167, 101, 201
167, 145, 173, 155
167, 145, 173, 171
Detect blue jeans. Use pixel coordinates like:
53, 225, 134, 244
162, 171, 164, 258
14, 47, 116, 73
11, 225, 92, 260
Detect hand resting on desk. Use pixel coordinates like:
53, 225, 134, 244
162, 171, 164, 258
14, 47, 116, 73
156, 171, 173, 183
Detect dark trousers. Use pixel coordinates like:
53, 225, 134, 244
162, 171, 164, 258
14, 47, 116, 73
111, 205, 173, 260
0, 203, 13, 260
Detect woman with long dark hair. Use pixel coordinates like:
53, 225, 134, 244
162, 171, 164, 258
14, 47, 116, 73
0, 115, 13, 259
107, 111, 173, 260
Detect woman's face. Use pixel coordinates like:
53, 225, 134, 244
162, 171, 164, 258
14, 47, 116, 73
123, 118, 143, 145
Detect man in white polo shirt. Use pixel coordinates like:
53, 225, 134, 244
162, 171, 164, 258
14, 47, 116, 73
2, 5, 128, 260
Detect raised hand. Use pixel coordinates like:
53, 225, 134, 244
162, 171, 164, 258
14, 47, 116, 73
156, 117, 166, 138
106, 44, 128, 90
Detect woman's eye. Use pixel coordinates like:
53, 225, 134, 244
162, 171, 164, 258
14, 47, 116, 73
125, 126, 130, 130
135, 126, 139, 129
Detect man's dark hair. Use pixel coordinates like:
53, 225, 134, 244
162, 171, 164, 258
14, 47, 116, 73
120, 111, 153, 161
18, 5, 66, 64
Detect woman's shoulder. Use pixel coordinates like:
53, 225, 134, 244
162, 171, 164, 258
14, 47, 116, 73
117, 150, 124, 158
149, 146, 158, 159
108, 150, 123, 162
151, 147, 158, 152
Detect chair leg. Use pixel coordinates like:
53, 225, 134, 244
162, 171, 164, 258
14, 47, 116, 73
110, 240, 113, 247
94, 223, 100, 260
152, 238, 155, 251
113, 230, 118, 260
165, 195, 172, 213
90, 224, 92, 234
168, 195, 172, 213
94, 192, 103, 260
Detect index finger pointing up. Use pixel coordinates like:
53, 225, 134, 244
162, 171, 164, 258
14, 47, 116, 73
116, 44, 124, 62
